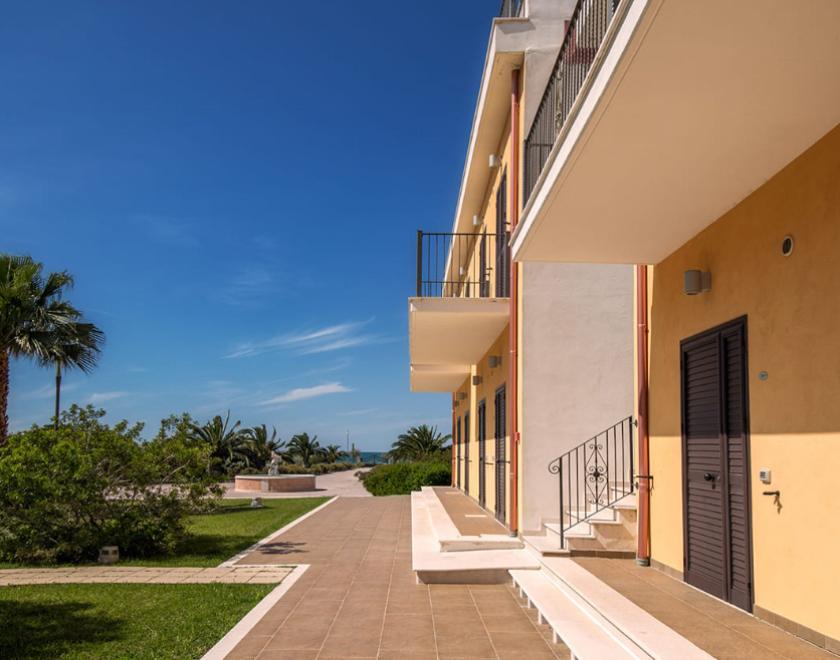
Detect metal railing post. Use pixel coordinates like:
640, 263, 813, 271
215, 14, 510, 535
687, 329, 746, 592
416, 230, 423, 297
559, 457, 565, 550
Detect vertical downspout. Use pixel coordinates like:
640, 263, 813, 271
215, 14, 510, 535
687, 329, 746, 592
636, 264, 651, 565
508, 68, 521, 535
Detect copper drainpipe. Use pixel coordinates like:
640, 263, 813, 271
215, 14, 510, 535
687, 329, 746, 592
635, 264, 651, 565
508, 68, 521, 535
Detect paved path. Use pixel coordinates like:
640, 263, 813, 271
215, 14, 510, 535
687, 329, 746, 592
0, 566, 292, 585
576, 557, 835, 660
229, 496, 569, 659
223, 469, 371, 499
432, 487, 509, 536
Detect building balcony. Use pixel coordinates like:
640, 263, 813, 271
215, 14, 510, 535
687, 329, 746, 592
512, 0, 840, 264
409, 231, 510, 392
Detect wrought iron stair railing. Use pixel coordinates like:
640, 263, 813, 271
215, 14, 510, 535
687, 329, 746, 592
547, 415, 634, 548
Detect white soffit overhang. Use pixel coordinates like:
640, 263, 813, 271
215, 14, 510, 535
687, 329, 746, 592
512, 0, 840, 264
451, 15, 569, 236
409, 297, 509, 367
410, 365, 470, 393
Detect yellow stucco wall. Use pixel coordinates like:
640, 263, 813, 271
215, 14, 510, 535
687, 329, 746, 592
449, 122, 512, 297
648, 123, 840, 639
452, 326, 510, 523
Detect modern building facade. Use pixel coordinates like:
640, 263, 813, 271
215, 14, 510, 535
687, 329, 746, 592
408, 0, 634, 548
509, 0, 840, 652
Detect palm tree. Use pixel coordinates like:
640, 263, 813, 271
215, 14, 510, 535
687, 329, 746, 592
45, 321, 104, 429
323, 443, 346, 463
247, 424, 285, 470
188, 412, 253, 476
387, 424, 451, 463
287, 432, 323, 468
0, 255, 102, 445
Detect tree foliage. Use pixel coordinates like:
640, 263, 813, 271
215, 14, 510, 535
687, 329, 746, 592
0, 406, 220, 564
0, 255, 103, 445
386, 424, 451, 463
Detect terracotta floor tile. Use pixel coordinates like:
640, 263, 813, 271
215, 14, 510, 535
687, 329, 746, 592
380, 613, 435, 651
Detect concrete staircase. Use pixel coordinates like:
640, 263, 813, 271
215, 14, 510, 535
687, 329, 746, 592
409, 486, 713, 659
524, 490, 638, 558
509, 558, 713, 660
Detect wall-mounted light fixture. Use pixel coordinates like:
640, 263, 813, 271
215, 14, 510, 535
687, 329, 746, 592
459, 266, 466, 276
457, 392, 467, 401
488, 355, 502, 368
488, 154, 501, 168
472, 214, 481, 227
684, 270, 712, 296
472, 375, 482, 386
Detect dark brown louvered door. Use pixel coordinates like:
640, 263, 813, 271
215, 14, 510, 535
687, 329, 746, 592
479, 233, 489, 298
495, 171, 509, 298
478, 401, 487, 508
494, 386, 507, 524
455, 417, 464, 488
462, 416, 469, 495
681, 317, 753, 612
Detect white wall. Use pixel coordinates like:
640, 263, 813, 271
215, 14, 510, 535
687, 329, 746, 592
520, 263, 634, 532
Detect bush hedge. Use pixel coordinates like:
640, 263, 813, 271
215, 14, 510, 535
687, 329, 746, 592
359, 461, 451, 496
0, 406, 220, 564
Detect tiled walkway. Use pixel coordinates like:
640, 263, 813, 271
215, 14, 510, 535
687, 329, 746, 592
229, 496, 569, 659
575, 557, 835, 660
0, 566, 291, 585
432, 487, 509, 536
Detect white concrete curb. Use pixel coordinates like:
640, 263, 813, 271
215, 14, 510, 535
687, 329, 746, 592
201, 564, 310, 660
218, 496, 338, 568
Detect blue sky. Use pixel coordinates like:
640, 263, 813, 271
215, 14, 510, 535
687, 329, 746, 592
1, 0, 496, 450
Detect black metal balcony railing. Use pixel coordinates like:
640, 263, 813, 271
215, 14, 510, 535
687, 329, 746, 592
499, 0, 523, 18
416, 231, 503, 298
547, 416, 634, 549
524, 0, 622, 200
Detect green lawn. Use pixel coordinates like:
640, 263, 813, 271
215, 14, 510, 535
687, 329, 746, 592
124, 497, 330, 567
0, 583, 273, 659
0, 497, 330, 569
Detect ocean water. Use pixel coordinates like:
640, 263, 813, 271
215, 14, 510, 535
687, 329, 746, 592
341, 451, 387, 465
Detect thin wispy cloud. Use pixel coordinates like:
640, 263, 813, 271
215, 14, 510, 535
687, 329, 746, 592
260, 382, 352, 405
88, 391, 129, 405
339, 407, 378, 417
225, 320, 389, 358
218, 266, 278, 306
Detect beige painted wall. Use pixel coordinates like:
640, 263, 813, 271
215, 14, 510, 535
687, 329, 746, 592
648, 122, 840, 640
520, 262, 634, 532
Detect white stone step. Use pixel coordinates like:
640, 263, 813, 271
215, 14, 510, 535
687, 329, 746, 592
538, 557, 714, 659
410, 492, 538, 583
418, 487, 522, 552
510, 568, 648, 659
521, 534, 570, 557
544, 521, 595, 539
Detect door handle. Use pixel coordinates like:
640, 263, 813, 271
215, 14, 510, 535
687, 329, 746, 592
703, 472, 716, 482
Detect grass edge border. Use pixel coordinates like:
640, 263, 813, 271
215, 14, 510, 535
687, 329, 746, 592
200, 564, 310, 660
217, 496, 337, 567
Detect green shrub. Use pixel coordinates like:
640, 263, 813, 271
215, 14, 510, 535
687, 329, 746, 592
0, 406, 221, 564
359, 461, 451, 496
